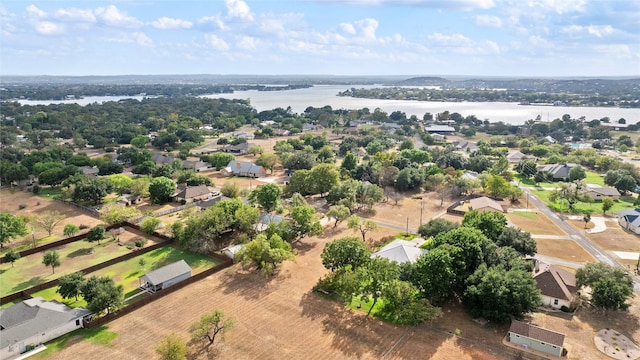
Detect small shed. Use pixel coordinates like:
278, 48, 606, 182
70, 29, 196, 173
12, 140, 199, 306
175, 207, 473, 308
508, 320, 565, 357
139, 260, 192, 293
223, 244, 244, 260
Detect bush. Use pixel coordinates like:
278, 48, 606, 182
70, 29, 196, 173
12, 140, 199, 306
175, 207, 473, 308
32, 184, 41, 194
560, 305, 570, 312
135, 240, 145, 248
79, 224, 89, 230
18, 204, 26, 210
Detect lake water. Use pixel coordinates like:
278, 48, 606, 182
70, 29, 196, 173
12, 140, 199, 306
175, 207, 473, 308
13, 85, 640, 125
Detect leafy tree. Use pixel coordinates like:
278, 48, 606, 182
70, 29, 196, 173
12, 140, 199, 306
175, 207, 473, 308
347, 215, 377, 242
236, 234, 294, 276
189, 310, 234, 349
356, 257, 399, 315
341, 152, 358, 172
549, 182, 589, 212
72, 177, 111, 205
496, 228, 537, 256
130, 135, 150, 149
155, 333, 187, 360
485, 175, 511, 199
57, 272, 85, 301
87, 225, 106, 244
130, 176, 150, 197
83, 276, 124, 315
462, 210, 507, 241
99, 203, 141, 225
425, 174, 451, 206
0, 212, 28, 248
399, 139, 414, 150
417, 218, 459, 239
583, 212, 592, 228
255, 153, 278, 174
249, 183, 282, 213
356, 182, 384, 211
404, 246, 457, 303
327, 205, 351, 228
107, 174, 134, 194
395, 167, 425, 191
141, 216, 161, 235
568, 166, 586, 182
246, 144, 264, 156
220, 182, 240, 198
321, 237, 370, 272
33, 211, 65, 237
149, 176, 177, 204
576, 263, 634, 312
202, 152, 235, 170
309, 163, 340, 197
63, 224, 80, 238
42, 250, 61, 274
3, 250, 20, 268
97, 161, 124, 176
433, 227, 487, 283
601, 197, 614, 215
507, 185, 524, 203
316, 145, 336, 164
286, 205, 322, 242
381, 279, 442, 325
285, 169, 312, 196
282, 151, 316, 170
515, 160, 537, 179
464, 264, 541, 323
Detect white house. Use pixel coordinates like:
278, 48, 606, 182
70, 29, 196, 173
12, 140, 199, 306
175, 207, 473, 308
533, 260, 577, 310
0, 298, 91, 359
508, 320, 566, 357
370, 239, 427, 264
618, 209, 640, 234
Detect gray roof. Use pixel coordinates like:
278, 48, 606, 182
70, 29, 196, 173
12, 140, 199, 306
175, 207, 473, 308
224, 160, 265, 176
371, 239, 427, 264
588, 186, 621, 196
224, 142, 249, 152
174, 185, 211, 200
140, 260, 191, 286
509, 320, 566, 347
0, 297, 90, 349
538, 163, 576, 179
153, 154, 176, 165
425, 125, 455, 133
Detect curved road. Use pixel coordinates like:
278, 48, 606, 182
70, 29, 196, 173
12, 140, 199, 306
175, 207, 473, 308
521, 187, 640, 295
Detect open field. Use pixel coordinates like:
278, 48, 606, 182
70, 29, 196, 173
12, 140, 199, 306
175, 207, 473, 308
507, 210, 566, 236
535, 239, 596, 263
362, 191, 450, 232
0, 229, 165, 297
0, 189, 103, 253
31, 245, 221, 306
516, 171, 605, 188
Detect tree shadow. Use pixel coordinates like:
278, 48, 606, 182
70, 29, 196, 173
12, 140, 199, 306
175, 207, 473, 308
292, 240, 316, 256
570, 304, 640, 343
212, 267, 288, 301
12, 276, 46, 292
67, 247, 93, 258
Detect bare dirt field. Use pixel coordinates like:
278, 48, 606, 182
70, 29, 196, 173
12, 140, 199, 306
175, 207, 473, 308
507, 211, 567, 236
535, 239, 596, 263
363, 191, 450, 232
0, 189, 103, 250
47, 224, 521, 360
569, 220, 640, 253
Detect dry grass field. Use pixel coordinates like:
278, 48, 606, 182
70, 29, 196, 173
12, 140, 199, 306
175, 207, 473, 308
506, 210, 566, 236
535, 239, 596, 263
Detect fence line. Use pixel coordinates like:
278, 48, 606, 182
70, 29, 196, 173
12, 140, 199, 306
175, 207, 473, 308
54, 198, 100, 216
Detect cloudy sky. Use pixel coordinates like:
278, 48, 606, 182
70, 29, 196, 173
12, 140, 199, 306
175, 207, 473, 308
1, 0, 638, 77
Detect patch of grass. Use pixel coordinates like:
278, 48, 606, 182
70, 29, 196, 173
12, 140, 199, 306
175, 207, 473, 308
31, 286, 88, 308
395, 233, 417, 240
531, 190, 635, 214
585, 172, 605, 186
510, 211, 538, 220
37, 187, 64, 199
32, 326, 117, 358
347, 296, 386, 318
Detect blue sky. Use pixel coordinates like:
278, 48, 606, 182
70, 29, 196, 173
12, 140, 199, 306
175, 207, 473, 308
1, 0, 638, 76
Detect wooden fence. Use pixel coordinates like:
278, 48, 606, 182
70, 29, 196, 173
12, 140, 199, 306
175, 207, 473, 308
54, 198, 100, 216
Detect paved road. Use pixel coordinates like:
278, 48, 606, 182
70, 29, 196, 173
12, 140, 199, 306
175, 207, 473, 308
534, 255, 585, 269
521, 187, 640, 295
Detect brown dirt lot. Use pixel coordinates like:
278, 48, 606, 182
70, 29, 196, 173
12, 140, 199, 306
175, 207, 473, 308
570, 221, 640, 253
507, 211, 567, 236
535, 239, 596, 263
48, 224, 519, 360
363, 191, 450, 232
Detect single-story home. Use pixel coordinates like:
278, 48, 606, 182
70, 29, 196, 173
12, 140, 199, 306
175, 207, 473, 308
584, 184, 621, 201
79, 166, 99, 177
233, 131, 255, 140
370, 238, 427, 264
544, 135, 557, 144
117, 194, 142, 206
223, 142, 249, 155
424, 125, 455, 134
173, 185, 213, 203
451, 139, 479, 152
152, 154, 176, 166
431, 133, 446, 142
222, 161, 266, 178
506, 151, 537, 163
255, 212, 286, 232
537, 163, 577, 181
182, 160, 212, 172
618, 208, 640, 234
139, 260, 192, 293
507, 320, 565, 357
469, 196, 504, 212
0, 298, 91, 359
272, 129, 291, 137
197, 193, 227, 210
533, 260, 577, 310
302, 124, 324, 132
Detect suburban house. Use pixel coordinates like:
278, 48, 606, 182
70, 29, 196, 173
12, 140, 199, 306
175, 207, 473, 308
506, 151, 537, 163
79, 166, 99, 177
197, 193, 227, 210
152, 154, 176, 166
544, 135, 557, 144
173, 185, 213, 203
424, 125, 455, 134
221, 161, 266, 178
537, 163, 577, 181
256, 212, 286, 232
233, 131, 255, 140
533, 260, 577, 310
507, 320, 566, 357
584, 184, 621, 201
223, 142, 250, 155
469, 196, 504, 212
431, 133, 446, 142
302, 124, 324, 132
272, 129, 291, 137
139, 260, 192, 293
117, 194, 142, 206
618, 209, 640, 234
0, 297, 91, 359
451, 139, 479, 152
223, 244, 244, 260
371, 238, 427, 264
182, 160, 212, 172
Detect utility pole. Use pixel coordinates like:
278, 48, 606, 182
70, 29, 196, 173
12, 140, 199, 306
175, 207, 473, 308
406, 217, 409, 235
420, 198, 424, 226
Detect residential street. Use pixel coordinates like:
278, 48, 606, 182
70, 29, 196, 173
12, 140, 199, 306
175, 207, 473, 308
521, 187, 640, 295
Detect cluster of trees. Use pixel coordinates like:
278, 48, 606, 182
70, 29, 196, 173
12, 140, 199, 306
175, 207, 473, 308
575, 263, 635, 313
57, 272, 124, 315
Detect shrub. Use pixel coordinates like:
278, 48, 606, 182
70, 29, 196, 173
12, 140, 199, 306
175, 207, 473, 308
18, 204, 26, 210
560, 305, 570, 312
135, 240, 145, 248
79, 224, 89, 230
32, 184, 41, 194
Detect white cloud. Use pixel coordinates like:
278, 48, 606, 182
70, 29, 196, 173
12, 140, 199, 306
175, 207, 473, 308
133, 32, 153, 46
527, 0, 586, 14
204, 33, 230, 51
426, 32, 500, 54
592, 44, 632, 58
151, 17, 193, 30
528, 35, 551, 47
356, 18, 378, 41
198, 15, 226, 30
26, 5, 47, 18
225, 0, 254, 21
54, 8, 96, 23
561, 24, 614, 38
95, 5, 142, 28
237, 35, 257, 50
35, 21, 65, 35
321, 0, 495, 11
474, 14, 502, 28
339, 22, 356, 35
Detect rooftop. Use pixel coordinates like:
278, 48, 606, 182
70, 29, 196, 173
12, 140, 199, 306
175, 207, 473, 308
509, 320, 566, 347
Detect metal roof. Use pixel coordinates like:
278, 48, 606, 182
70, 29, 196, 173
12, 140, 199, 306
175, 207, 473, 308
139, 260, 192, 286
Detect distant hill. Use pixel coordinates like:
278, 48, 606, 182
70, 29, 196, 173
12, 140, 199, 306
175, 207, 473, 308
397, 77, 450, 86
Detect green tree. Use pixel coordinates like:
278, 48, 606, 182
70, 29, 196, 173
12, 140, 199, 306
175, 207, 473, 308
341, 152, 358, 172
356, 257, 399, 315
246, 144, 263, 156
3, 250, 20, 268
72, 177, 111, 205
485, 175, 511, 199
99, 203, 142, 225
57, 272, 85, 301
576, 263, 634, 313
327, 205, 351, 228
496, 227, 537, 256
249, 183, 282, 213
462, 210, 507, 241
568, 166, 587, 182
83, 276, 124, 315
405, 246, 457, 303
0, 212, 28, 248
515, 160, 537, 179
395, 167, 425, 192
347, 215, 377, 242
236, 233, 294, 276
425, 174, 450, 206
433, 227, 487, 284
399, 139, 414, 150
130, 176, 151, 197
221, 182, 240, 198
107, 174, 134, 194
287, 205, 322, 242
321, 236, 370, 272
417, 218, 458, 239
149, 176, 177, 204
155, 333, 187, 360
202, 152, 235, 170
130, 135, 150, 149
42, 250, 61, 274
63, 224, 80, 238
255, 153, 278, 174
464, 264, 541, 323
309, 163, 340, 197
87, 225, 106, 244
141, 216, 161, 235
381, 279, 442, 325
189, 310, 234, 349
601, 197, 614, 215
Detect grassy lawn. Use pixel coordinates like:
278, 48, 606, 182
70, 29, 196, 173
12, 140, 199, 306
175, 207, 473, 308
509, 210, 538, 219
32, 325, 117, 359
37, 187, 64, 199
531, 189, 635, 214
0, 235, 56, 256
0, 238, 131, 297
32, 245, 221, 305
516, 171, 604, 188
347, 296, 386, 318
584, 171, 605, 186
